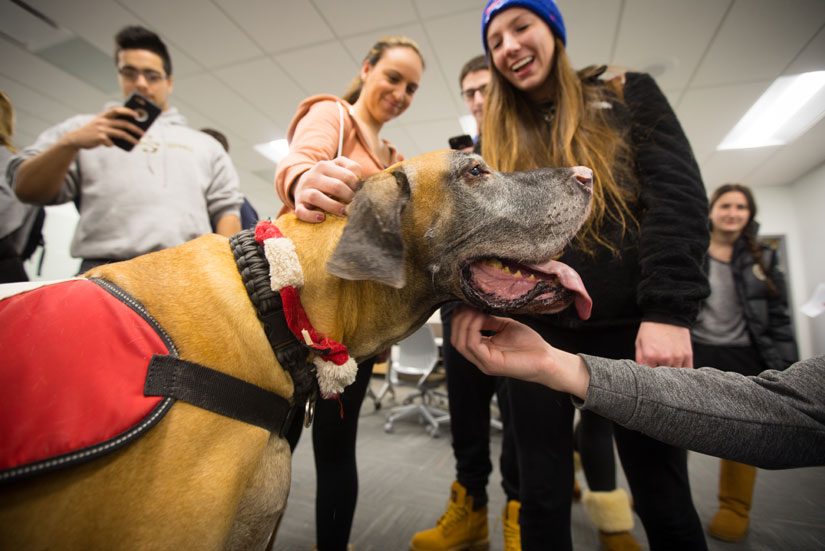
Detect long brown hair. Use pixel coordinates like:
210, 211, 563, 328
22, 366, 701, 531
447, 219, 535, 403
0, 90, 15, 152
709, 183, 779, 296
342, 36, 425, 105
481, 39, 636, 255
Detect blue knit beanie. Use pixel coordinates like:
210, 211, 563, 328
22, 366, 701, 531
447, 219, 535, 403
482, 0, 566, 52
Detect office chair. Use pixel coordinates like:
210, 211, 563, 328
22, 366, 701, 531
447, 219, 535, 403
383, 324, 449, 437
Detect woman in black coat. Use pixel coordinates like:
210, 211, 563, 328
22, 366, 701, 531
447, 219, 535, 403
692, 183, 799, 542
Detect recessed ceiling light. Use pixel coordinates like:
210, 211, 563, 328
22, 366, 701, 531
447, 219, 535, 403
254, 139, 289, 164
718, 71, 825, 150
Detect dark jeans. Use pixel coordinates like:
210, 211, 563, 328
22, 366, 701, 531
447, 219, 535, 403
0, 235, 28, 283
286, 357, 375, 551
442, 305, 519, 507
509, 322, 707, 551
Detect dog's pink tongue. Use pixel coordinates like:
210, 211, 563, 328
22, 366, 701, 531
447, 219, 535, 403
528, 260, 593, 319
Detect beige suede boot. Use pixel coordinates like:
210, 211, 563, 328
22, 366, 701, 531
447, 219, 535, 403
708, 460, 757, 542
582, 488, 641, 551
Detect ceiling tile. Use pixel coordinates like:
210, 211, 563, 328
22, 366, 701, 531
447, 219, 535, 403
172, 72, 280, 144
700, 147, 776, 191
692, 0, 825, 87
0, 74, 76, 125
0, 35, 110, 114
557, 0, 620, 67
123, 0, 262, 68
744, 120, 825, 188
311, 0, 418, 36
413, 0, 483, 20
786, 25, 825, 76
613, 0, 728, 93
214, 0, 334, 53
274, 42, 359, 97
26, 0, 204, 77
213, 57, 308, 132
425, 8, 489, 114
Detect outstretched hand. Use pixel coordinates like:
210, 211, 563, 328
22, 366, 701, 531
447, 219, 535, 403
293, 156, 363, 223
450, 307, 590, 398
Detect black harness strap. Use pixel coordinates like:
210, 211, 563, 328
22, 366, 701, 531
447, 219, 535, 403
145, 354, 297, 437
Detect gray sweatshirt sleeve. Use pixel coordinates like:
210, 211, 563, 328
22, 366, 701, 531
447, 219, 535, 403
574, 354, 825, 469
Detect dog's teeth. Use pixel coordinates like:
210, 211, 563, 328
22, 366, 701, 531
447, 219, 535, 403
528, 273, 537, 281
514, 270, 523, 278
502, 265, 512, 273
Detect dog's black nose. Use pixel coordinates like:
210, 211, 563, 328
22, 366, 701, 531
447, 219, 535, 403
571, 166, 593, 192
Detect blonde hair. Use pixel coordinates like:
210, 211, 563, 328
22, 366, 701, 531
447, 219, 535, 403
342, 36, 426, 104
0, 90, 15, 152
481, 40, 637, 255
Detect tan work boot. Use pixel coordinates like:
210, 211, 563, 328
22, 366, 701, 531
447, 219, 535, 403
502, 500, 521, 551
708, 460, 757, 542
409, 481, 489, 551
582, 488, 641, 551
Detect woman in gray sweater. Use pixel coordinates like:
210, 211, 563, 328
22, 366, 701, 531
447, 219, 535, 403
450, 307, 824, 471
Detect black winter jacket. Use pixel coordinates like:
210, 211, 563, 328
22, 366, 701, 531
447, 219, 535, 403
529, 72, 710, 332
728, 237, 799, 371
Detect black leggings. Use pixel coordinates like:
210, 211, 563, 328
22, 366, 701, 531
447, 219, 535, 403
286, 357, 375, 551
508, 322, 707, 551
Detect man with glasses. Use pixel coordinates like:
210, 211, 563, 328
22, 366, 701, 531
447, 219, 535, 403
459, 54, 489, 148
7, 26, 242, 273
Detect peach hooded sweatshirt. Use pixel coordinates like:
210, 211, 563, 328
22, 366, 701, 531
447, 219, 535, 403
274, 95, 403, 213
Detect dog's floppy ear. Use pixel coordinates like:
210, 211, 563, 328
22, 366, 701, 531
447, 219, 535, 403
327, 170, 411, 288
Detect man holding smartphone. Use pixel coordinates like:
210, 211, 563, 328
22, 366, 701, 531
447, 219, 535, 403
6, 26, 242, 272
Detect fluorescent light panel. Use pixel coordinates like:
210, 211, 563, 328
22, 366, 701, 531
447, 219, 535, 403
254, 139, 289, 164
718, 71, 825, 150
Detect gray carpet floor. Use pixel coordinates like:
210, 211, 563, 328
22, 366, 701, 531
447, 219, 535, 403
272, 376, 825, 551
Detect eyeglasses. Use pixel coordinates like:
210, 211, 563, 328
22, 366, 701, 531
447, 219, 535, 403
461, 84, 487, 101
118, 66, 167, 84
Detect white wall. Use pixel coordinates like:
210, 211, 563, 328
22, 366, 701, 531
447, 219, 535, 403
752, 162, 825, 359
24, 203, 80, 280
790, 162, 825, 357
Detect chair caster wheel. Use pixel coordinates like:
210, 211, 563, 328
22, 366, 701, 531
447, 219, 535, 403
426, 426, 439, 438
384, 422, 394, 433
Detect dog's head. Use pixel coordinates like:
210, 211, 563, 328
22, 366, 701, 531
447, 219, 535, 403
327, 149, 593, 318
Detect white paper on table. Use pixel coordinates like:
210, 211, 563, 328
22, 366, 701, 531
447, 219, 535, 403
800, 283, 825, 318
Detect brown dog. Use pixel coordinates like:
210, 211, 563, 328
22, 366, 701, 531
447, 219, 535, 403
0, 150, 592, 550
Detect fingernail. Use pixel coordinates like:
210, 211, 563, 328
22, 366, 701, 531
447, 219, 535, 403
316, 214, 324, 222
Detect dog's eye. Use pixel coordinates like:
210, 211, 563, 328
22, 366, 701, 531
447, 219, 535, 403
467, 165, 487, 177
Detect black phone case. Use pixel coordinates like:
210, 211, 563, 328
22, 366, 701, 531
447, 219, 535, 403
112, 93, 162, 151
448, 134, 474, 150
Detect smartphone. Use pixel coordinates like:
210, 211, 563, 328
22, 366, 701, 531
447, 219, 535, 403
448, 134, 474, 151
112, 93, 162, 151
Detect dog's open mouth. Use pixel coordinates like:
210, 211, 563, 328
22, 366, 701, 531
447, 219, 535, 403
460, 257, 592, 319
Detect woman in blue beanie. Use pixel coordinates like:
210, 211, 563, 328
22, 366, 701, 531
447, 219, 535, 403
477, 1, 711, 550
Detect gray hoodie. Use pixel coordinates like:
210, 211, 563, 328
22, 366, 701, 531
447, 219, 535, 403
6, 106, 242, 260
576, 354, 825, 469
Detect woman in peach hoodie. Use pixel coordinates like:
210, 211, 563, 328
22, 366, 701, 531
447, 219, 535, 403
274, 36, 424, 551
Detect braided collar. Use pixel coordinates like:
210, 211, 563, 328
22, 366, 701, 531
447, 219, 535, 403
230, 221, 357, 399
